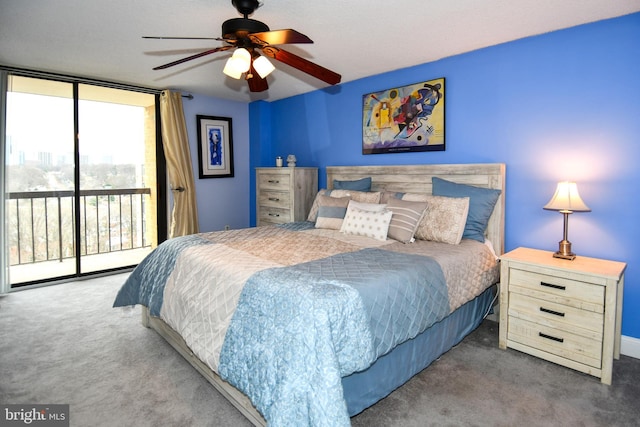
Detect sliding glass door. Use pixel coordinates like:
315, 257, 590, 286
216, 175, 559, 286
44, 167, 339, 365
5, 77, 77, 282
4, 74, 164, 287
77, 84, 158, 274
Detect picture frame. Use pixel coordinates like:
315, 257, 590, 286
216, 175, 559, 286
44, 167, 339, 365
196, 115, 234, 178
362, 77, 445, 154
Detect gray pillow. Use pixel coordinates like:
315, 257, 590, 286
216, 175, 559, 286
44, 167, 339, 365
333, 177, 372, 191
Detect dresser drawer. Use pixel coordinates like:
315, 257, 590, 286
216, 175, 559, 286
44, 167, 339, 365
509, 268, 604, 313
258, 207, 291, 224
258, 173, 291, 191
508, 316, 602, 368
508, 292, 603, 339
259, 191, 291, 208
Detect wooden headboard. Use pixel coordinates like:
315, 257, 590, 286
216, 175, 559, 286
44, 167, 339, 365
326, 163, 506, 255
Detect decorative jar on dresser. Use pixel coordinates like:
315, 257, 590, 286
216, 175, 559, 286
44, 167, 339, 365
499, 247, 626, 385
256, 167, 318, 226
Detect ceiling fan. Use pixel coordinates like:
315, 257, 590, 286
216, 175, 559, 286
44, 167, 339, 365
145, 0, 341, 92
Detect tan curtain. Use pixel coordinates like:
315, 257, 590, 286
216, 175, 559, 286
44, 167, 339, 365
160, 90, 199, 238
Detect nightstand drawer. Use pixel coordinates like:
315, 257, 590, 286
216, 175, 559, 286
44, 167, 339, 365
259, 191, 291, 208
258, 174, 291, 191
508, 317, 602, 368
509, 268, 604, 312
508, 292, 603, 338
258, 207, 291, 224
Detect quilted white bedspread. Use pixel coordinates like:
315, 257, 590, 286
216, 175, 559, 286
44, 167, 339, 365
113, 223, 499, 426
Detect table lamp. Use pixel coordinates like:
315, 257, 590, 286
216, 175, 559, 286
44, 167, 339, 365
543, 181, 591, 260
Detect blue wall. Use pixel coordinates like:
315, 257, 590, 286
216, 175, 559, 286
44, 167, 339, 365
182, 94, 250, 233
249, 13, 640, 339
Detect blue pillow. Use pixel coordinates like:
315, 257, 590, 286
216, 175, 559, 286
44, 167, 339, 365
333, 177, 372, 191
432, 177, 501, 243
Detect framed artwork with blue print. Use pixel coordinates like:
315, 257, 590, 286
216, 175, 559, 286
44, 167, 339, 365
362, 77, 445, 154
197, 115, 234, 178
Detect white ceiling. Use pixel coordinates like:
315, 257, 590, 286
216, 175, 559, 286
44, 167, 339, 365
2, 0, 639, 102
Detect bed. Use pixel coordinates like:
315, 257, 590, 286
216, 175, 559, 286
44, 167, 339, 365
113, 163, 506, 427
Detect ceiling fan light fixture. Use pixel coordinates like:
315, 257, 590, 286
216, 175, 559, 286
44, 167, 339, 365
223, 48, 251, 79
148, 0, 342, 92
253, 55, 275, 79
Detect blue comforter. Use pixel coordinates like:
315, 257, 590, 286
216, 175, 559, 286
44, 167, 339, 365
219, 247, 448, 427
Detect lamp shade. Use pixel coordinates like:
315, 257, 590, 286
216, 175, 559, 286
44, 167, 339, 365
223, 48, 251, 79
543, 181, 591, 213
252, 54, 275, 79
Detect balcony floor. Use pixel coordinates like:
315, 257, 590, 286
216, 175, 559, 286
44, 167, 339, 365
9, 247, 153, 284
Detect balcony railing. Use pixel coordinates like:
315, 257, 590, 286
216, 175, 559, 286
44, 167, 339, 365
6, 188, 152, 266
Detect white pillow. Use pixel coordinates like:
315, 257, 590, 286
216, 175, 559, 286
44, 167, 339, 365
340, 206, 393, 241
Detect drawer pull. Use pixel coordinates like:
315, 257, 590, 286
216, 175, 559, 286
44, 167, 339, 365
539, 307, 565, 317
539, 332, 564, 343
268, 197, 280, 201
268, 213, 280, 217
267, 180, 280, 184
540, 281, 566, 291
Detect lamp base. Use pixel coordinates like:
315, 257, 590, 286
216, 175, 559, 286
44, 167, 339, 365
553, 251, 576, 260
553, 240, 576, 260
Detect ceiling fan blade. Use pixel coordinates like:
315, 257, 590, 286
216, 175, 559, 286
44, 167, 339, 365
152, 46, 232, 70
251, 29, 313, 45
265, 48, 341, 85
247, 65, 269, 92
143, 36, 221, 40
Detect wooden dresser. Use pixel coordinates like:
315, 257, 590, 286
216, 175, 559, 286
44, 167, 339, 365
256, 167, 318, 226
499, 247, 626, 384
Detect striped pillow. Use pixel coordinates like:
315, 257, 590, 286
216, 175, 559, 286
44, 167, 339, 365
386, 198, 428, 243
314, 195, 351, 230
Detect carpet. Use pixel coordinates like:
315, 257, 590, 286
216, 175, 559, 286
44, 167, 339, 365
1, 273, 638, 426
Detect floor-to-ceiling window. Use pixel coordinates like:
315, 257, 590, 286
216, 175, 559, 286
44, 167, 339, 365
2, 72, 166, 287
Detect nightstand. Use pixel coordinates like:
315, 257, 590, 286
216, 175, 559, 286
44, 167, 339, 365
499, 247, 626, 384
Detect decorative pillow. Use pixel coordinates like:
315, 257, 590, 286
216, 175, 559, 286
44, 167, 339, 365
386, 198, 428, 243
346, 200, 387, 212
341, 206, 393, 241
330, 190, 381, 204
307, 189, 382, 222
432, 177, 501, 243
416, 195, 470, 245
307, 189, 329, 222
379, 191, 404, 204
315, 195, 351, 230
400, 192, 430, 202
333, 177, 372, 191
339, 201, 386, 233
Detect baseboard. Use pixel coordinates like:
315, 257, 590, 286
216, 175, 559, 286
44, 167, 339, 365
621, 335, 640, 359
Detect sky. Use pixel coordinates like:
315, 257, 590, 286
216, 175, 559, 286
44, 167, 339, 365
6, 92, 146, 166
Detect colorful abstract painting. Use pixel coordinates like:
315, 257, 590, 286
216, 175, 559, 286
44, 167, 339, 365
362, 78, 445, 154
